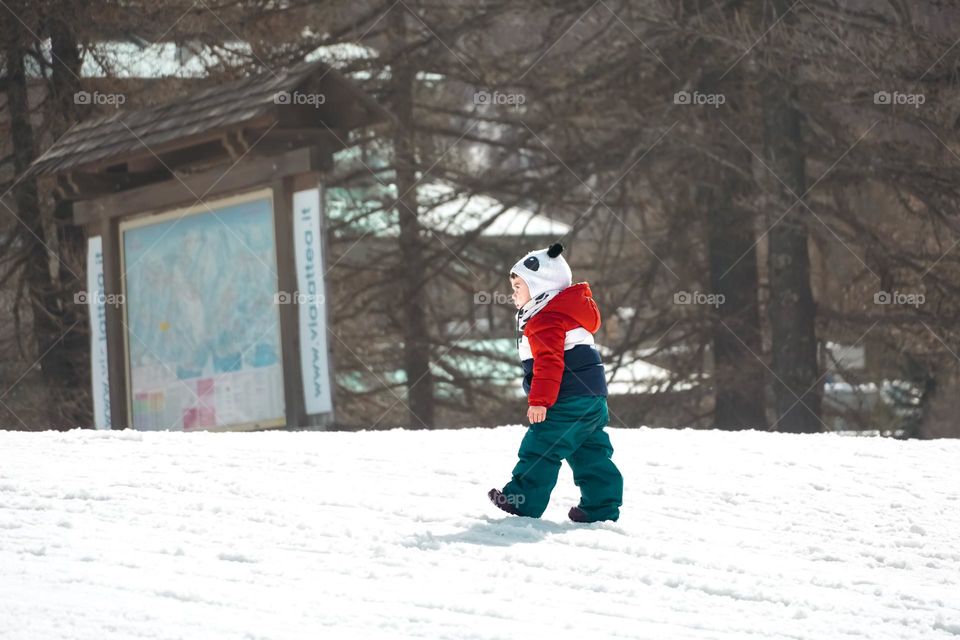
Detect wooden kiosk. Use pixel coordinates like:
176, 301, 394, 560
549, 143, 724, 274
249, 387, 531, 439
25, 60, 392, 431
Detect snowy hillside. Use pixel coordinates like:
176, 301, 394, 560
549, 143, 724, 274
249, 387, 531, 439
1, 426, 958, 640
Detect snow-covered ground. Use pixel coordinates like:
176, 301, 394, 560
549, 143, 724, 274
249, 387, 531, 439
1, 426, 958, 639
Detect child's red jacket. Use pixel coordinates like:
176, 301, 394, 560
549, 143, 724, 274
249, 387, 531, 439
519, 282, 608, 408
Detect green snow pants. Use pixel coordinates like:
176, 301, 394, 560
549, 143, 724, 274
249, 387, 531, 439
501, 395, 623, 521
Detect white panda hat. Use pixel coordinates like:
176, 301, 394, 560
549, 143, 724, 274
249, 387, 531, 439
510, 243, 572, 299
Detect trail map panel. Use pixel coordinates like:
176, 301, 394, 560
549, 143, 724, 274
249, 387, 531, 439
120, 191, 285, 431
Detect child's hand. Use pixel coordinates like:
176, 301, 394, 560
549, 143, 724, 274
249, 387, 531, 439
527, 405, 547, 424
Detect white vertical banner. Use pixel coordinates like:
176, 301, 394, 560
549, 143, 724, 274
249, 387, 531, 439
293, 187, 334, 415
87, 236, 111, 430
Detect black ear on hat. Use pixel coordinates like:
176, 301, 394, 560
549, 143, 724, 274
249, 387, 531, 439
547, 243, 564, 258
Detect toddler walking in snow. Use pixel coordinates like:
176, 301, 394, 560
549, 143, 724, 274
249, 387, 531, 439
489, 243, 623, 523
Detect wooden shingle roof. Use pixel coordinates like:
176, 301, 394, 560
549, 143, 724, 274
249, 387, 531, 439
26, 58, 391, 179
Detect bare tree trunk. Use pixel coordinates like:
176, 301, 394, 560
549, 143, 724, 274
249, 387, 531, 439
685, 51, 768, 431
46, 10, 92, 427
760, 0, 822, 433
4, 16, 64, 428
388, 6, 435, 428
704, 160, 766, 429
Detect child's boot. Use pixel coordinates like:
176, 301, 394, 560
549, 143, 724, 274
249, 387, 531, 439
568, 505, 618, 523
488, 488, 524, 516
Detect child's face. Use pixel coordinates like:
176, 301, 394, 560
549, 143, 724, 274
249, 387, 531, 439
511, 276, 531, 308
